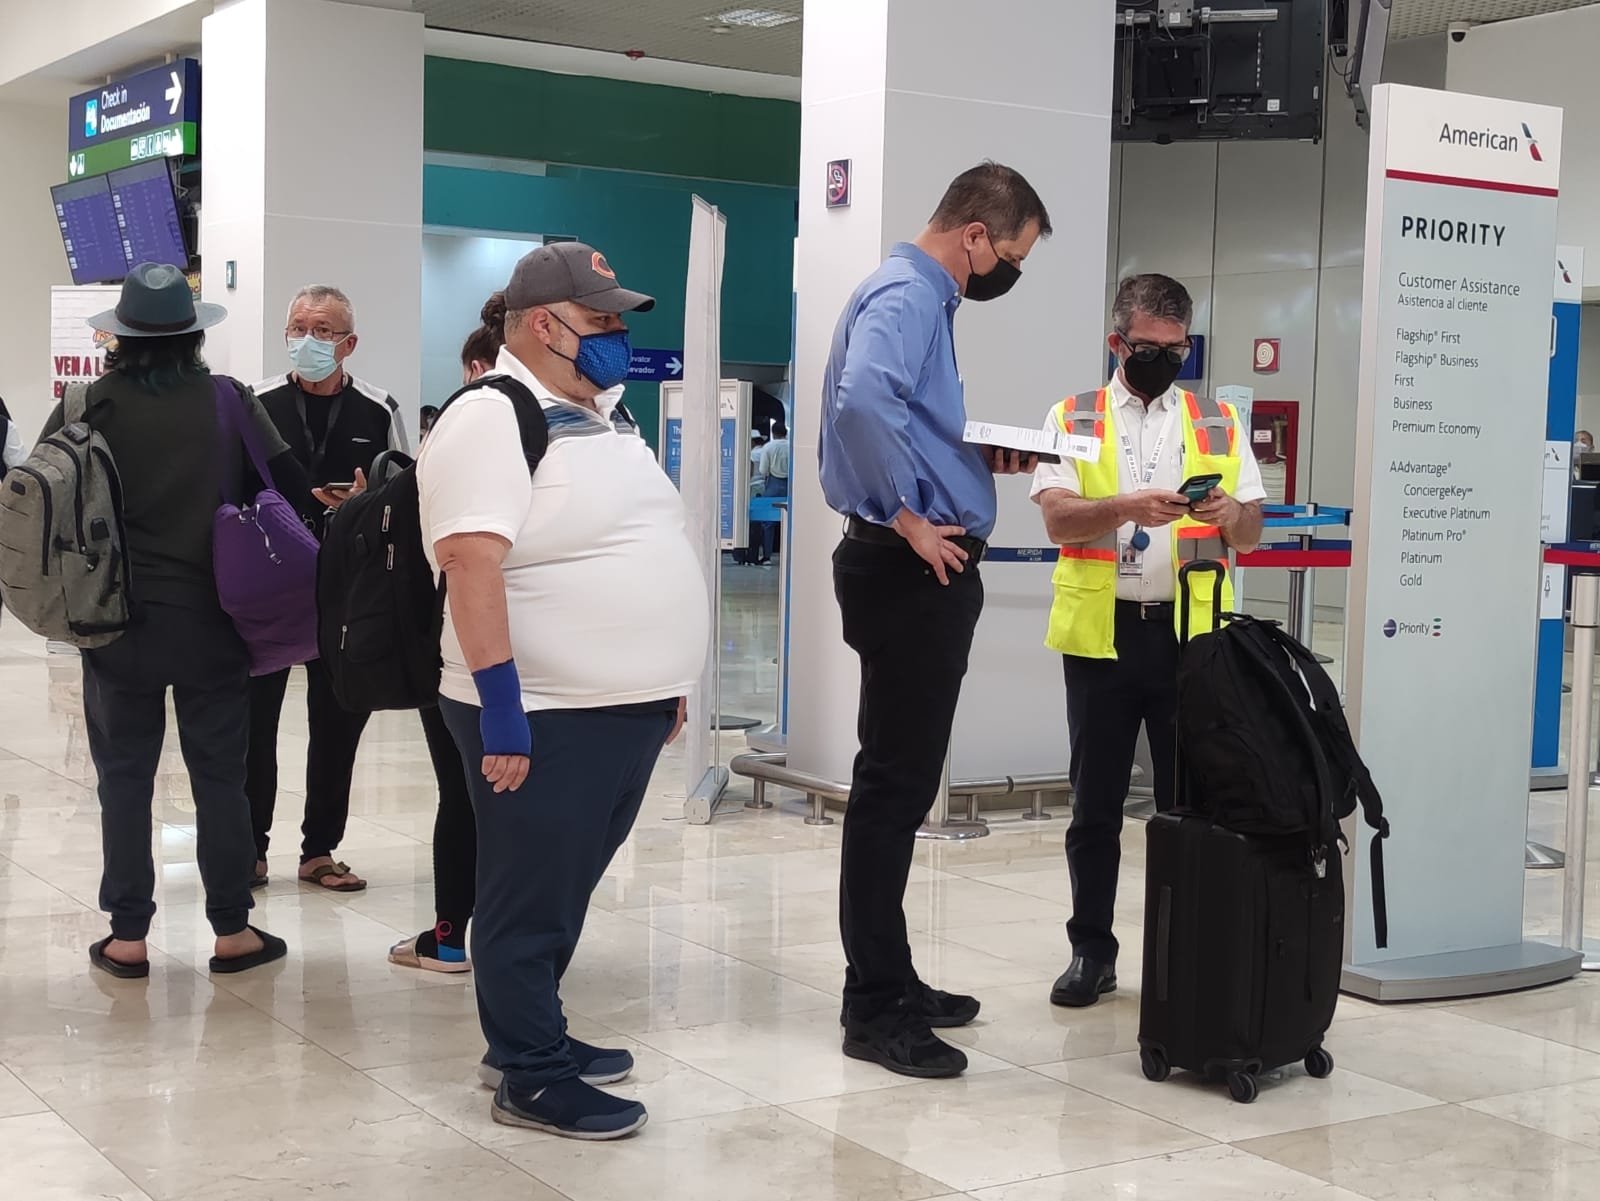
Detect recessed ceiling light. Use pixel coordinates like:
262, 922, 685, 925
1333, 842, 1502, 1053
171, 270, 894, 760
709, 8, 800, 29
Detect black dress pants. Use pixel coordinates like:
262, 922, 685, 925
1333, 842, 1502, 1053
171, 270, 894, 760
82, 601, 255, 939
246, 658, 371, 863
834, 536, 984, 1019
1062, 601, 1180, 964
419, 702, 476, 936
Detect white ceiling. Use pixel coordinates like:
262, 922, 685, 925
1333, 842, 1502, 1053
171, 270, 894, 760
413, 0, 804, 75
1389, 0, 1600, 39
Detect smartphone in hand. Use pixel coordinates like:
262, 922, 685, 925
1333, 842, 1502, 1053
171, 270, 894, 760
1177, 472, 1223, 505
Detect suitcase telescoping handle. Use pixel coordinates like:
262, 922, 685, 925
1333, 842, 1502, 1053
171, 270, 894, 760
1177, 559, 1227, 644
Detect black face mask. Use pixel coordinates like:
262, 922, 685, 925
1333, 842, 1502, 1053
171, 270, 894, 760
1118, 342, 1186, 399
964, 235, 1021, 302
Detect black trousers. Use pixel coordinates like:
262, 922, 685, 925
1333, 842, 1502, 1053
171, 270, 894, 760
440, 698, 674, 1090
834, 536, 984, 1019
81, 601, 255, 939
419, 703, 475, 938
246, 658, 371, 863
1063, 602, 1180, 964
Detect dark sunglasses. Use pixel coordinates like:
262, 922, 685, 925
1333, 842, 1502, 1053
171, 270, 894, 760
1118, 336, 1192, 366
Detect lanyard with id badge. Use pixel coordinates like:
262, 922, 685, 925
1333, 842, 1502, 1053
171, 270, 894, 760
1118, 405, 1179, 578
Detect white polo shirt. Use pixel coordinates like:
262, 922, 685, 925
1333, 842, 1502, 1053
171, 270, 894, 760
418, 346, 709, 712
1031, 375, 1266, 603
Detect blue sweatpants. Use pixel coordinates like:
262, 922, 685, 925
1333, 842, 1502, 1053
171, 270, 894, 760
438, 697, 675, 1090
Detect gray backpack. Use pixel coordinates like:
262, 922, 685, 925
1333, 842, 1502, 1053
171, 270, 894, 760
0, 384, 131, 647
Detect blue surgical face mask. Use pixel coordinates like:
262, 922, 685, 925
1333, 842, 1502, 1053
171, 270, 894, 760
288, 334, 341, 383
551, 313, 632, 392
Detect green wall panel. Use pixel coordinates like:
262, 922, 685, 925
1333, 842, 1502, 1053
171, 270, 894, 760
424, 163, 797, 451
423, 57, 800, 188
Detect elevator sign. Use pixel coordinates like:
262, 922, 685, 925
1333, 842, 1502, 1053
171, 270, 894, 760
68, 60, 200, 154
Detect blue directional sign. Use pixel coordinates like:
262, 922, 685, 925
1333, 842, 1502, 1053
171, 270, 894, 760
629, 348, 685, 382
69, 60, 201, 154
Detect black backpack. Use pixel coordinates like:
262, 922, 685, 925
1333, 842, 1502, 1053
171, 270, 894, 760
315, 375, 548, 713
1178, 609, 1392, 947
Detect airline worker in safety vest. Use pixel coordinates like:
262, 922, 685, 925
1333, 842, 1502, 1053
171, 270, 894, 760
1030, 273, 1265, 1009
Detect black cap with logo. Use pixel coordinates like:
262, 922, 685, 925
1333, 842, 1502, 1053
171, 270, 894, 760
505, 242, 655, 314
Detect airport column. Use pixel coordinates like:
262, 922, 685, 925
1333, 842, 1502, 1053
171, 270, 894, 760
198, 0, 423, 411
785, 1, 1115, 790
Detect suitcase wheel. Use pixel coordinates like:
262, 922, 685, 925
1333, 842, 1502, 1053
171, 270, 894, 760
1227, 1070, 1259, 1104
1304, 1046, 1335, 1079
1139, 1046, 1171, 1083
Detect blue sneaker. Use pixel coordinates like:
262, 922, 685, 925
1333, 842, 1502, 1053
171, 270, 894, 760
491, 1077, 647, 1140
477, 1039, 635, 1090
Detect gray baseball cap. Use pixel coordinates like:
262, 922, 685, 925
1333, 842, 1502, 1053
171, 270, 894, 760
505, 242, 655, 314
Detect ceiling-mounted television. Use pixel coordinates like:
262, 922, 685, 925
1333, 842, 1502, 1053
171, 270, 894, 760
107, 159, 191, 273
1113, 0, 1325, 143
50, 175, 129, 286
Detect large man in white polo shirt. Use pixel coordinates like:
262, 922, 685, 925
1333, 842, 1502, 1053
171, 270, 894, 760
418, 243, 707, 1140
1032, 274, 1265, 1009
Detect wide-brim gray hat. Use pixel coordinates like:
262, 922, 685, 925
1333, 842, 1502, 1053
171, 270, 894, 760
88, 262, 227, 338
505, 242, 655, 314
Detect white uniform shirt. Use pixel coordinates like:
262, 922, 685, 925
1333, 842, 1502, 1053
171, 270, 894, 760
418, 346, 710, 712
1, 416, 25, 471
759, 437, 791, 481
1031, 375, 1266, 603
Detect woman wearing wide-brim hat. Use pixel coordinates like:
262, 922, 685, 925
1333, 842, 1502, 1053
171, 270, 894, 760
43, 262, 318, 978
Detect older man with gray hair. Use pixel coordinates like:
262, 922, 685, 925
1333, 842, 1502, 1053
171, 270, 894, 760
247, 284, 408, 893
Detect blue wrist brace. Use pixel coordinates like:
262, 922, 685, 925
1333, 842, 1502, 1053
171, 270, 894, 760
472, 660, 531, 758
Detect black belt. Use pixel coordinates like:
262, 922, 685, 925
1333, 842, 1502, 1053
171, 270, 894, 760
844, 516, 987, 565
1116, 599, 1174, 622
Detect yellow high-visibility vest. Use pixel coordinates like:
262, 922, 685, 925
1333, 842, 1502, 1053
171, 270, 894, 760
1044, 387, 1244, 660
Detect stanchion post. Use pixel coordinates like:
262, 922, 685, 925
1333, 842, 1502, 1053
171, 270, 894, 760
1564, 573, 1600, 968
916, 751, 988, 841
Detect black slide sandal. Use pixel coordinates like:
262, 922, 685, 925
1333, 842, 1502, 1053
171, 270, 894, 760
208, 926, 288, 975
89, 936, 150, 979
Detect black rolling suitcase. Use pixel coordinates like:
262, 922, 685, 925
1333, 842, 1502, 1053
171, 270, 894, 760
1136, 561, 1381, 1104
1137, 813, 1343, 1102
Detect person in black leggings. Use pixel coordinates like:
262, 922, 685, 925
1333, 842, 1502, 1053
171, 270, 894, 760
387, 293, 508, 973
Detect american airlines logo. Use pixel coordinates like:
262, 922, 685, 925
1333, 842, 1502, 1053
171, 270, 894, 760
1522, 123, 1544, 163
1437, 121, 1545, 163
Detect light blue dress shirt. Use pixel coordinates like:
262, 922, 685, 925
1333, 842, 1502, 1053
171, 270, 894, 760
819, 242, 997, 541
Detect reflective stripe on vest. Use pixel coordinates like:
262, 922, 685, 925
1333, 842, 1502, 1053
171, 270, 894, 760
1044, 388, 1243, 659
1060, 389, 1106, 443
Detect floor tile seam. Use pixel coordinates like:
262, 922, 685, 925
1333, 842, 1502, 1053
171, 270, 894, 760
627, 1023, 889, 1107
1449, 1093, 1600, 1154
352, 1063, 581, 1198
1434, 1003, 1600, 1060
1015, 1062, 1234, 1143
0, 853, 89, 908
27, 1099, 167, 1201
769, 1100, 968, 1196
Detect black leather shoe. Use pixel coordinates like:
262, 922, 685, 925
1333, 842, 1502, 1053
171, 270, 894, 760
840, 980, 981, 1029
1050, 956, 1116, 1008
842, 1002, 968, 1078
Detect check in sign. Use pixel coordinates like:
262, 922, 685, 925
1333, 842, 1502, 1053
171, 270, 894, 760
68, 60, 200, 171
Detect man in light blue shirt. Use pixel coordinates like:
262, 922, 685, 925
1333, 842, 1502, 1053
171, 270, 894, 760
821, 162, 1050, 1080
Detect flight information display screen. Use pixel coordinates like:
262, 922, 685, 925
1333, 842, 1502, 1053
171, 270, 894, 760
107, 160, 189, 271
51, 175, 128, 286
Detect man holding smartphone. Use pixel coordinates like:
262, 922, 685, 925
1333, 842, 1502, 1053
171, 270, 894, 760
249, 284, 408, 893
1031, 273, 1264, 1008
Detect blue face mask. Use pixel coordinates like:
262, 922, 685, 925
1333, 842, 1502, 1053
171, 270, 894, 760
551, 314, 632, 391
288, 334, 341, 383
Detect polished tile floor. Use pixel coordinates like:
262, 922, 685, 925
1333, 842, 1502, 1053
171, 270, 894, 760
5, 568, 1600, 1200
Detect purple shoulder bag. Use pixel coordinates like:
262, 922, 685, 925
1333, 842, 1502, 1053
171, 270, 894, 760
212, 378, 321, 676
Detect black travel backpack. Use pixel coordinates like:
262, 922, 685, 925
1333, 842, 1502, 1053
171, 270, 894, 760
1177, 611, 1392, 947
315, 375, 548, 712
